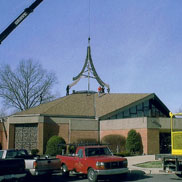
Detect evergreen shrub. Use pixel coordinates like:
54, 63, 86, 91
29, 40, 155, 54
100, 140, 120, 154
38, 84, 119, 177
45, 135, 66, 156
114, 151, 132, 157
31, 149, 39, 156
126, 129, 143, 155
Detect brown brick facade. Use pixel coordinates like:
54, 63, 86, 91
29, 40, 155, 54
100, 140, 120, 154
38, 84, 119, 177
70, 130, 99, 143
0, 123, 7, 149
100, 128, 160, 155
8, 124, 15, 149
5, 115, 166, 154
147, 129, 159, 154
58, 123, 69, 143
0, 123, 3, 148
43, 121, 60, 153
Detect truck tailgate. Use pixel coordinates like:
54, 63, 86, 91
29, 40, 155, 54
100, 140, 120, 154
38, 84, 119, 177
0, 158, 25, 175
34, 158, 61, 171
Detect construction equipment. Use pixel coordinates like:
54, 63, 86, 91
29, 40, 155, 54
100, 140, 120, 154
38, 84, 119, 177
156, 112, 182, 178
0, 0, 43, 44
170, 112, 182, 155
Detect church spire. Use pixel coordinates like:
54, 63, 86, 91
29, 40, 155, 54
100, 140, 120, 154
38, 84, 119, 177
66, 38, 110, 95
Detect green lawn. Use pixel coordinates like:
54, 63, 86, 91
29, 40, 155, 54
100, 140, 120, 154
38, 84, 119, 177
134, 161, 162, 168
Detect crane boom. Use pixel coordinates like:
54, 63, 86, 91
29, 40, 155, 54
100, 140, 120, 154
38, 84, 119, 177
0, 0, 43, 44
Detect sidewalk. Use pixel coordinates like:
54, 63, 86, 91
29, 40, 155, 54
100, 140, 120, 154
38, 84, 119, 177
126, 155, 165, 174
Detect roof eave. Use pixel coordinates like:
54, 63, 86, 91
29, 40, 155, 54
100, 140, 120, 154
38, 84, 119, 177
98, 93, 169, 120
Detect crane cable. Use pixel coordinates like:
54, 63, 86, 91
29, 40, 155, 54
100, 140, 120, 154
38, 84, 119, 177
88, 0, 91, 43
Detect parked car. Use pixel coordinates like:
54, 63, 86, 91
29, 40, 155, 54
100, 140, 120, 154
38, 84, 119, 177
56, 145, 128, 182
0, 149, 61, 178
0, 158, 26, 181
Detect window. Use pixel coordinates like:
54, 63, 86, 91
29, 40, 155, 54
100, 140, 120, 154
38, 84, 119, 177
110, 115, 117, 119
85, 147, 111, 157
137, 111, 144, 117
144, 101, 149, 107
137, 103, 143, 111
130, 113, 137, 118
105, 99, 168, 120
0, 151, 3, 159
130, 106, 136, 114
77, 149, 83, 158
6, 151, 17, 158
117, 112, 123, 119
124, 109, 130, 118
144, 109, 150, 117
151, 105, 156, 117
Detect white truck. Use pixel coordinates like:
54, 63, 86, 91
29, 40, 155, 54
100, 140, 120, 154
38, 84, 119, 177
0, 149, 61, 178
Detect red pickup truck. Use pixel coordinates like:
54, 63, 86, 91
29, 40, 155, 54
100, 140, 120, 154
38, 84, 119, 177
56, 145, 128, 182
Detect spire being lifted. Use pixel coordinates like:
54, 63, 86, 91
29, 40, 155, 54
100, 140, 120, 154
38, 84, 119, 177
66, 38, 110, 95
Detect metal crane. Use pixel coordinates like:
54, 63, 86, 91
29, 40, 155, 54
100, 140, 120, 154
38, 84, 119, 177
0, 0, 43, 44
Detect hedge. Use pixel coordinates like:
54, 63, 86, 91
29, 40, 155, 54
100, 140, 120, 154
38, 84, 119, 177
101, 134, 126, 153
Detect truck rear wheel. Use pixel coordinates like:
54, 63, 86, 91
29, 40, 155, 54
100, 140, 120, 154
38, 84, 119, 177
87, 168, 97, 182
62, 164, 69, 177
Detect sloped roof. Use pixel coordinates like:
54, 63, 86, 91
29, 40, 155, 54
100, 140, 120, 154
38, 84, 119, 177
14, 93, 168, 118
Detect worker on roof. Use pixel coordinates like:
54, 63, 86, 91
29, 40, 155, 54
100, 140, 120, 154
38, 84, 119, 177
66, 85, 69, 95
98, 86, 102, 96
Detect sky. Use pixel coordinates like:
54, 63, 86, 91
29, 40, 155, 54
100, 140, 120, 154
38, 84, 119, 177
0, 0, 182, 113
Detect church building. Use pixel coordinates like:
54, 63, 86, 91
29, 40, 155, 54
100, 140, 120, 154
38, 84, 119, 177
1, 39, 181, 155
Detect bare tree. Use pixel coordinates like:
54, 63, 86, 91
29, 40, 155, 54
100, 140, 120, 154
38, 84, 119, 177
0, 107, 7, 117
0, 59, 57, 111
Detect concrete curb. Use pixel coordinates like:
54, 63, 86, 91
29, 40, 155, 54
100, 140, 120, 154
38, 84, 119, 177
126, 155, 167, 175
128, 166, 165, 175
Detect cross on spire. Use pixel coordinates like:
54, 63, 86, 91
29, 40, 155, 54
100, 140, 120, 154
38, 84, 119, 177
66, 38, 110, 95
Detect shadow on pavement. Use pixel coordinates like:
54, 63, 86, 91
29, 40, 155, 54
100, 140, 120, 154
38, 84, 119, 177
123, 170, 152, 181
50, 170, 153, 182
52, 174, 86, 182
169, 176, 182, 181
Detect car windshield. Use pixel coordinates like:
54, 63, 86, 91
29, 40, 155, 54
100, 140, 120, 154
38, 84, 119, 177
85, 147, 112, 157
6, 151, 18, 158
6, 150, 28, 158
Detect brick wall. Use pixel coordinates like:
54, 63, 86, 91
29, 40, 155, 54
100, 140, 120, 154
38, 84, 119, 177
0, 123, 3, 148
43, 121, 59, 153
57, 124, 99, 144
58, 123, 69, 143
70, 130, 99, 143
0, 123, 4, 149
5, 115, 160, 155
147, 129, 159, 154
0, 122, 8, 149
8, 124, 15, 149
38, 122, 44, 154
100, 129, 148, 154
